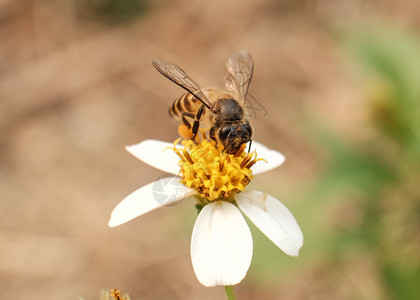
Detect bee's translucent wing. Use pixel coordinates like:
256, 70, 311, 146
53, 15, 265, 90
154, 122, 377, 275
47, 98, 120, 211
224, 50, 254, 104
151, 58, 214, 110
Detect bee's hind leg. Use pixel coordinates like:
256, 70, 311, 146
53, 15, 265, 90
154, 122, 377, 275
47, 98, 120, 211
191, 105, 205, 143
179, 112, 195, 140
181, 112, 195, 129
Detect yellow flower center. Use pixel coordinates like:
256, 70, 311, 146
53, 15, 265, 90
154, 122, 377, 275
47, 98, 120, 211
170, 135, 264, 202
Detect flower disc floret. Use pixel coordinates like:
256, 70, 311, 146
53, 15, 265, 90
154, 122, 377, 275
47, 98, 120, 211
172, 138, 263, 202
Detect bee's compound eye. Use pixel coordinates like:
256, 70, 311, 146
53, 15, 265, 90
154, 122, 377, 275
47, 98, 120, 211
242, 123, 252, 138
218, 126, 233, 143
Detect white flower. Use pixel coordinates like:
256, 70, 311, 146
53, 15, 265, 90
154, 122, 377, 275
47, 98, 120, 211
109, 139, 303, 287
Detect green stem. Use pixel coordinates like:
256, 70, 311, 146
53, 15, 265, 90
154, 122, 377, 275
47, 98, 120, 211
224, 286, 237, 300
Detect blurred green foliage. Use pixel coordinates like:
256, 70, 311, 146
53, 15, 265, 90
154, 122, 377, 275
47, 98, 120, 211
303, 27, 420, 299
85, 0, 149, 25
339, 27, 420, 300
344, 28, 420, 156
248, 27, 420, 299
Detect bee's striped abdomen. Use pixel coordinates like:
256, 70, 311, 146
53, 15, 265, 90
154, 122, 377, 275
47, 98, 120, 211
169, 92, 202, 120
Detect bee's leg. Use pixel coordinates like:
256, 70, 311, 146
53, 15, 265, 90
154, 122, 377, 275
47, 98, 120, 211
248, 140, 253, 153
191, 105, 205, 143
209, 125, 216, 142
178, 112, 195, 139
181, 112, 195, 129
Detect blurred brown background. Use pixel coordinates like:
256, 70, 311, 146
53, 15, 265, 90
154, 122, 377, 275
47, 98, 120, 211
1, 0, 420, 299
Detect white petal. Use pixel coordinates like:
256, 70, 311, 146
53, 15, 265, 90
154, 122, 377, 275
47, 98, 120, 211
108, 176, 195, 227
236, 191, 303, 257
125, 140, 182, 175
191, 201, 253, 287
249, 141, 286, 175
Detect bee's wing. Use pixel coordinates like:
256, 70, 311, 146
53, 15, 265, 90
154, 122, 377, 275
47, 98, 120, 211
224, 50, 254, 104
151, 58, 214, 110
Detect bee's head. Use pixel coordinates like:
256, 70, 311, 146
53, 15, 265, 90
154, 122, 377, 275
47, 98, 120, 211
218, 122, 253, 154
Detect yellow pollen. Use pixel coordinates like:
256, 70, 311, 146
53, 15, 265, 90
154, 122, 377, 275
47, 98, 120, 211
171, 136, 264, 202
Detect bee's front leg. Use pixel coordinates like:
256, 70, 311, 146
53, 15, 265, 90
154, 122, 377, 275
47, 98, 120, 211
248, 139, 253, 153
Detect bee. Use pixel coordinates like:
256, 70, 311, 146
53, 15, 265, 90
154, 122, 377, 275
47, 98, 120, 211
151, 50, 254, 154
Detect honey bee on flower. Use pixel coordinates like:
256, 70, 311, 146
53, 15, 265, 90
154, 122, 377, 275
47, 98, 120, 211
151, 50, 254, 154
108, 51, 303, 288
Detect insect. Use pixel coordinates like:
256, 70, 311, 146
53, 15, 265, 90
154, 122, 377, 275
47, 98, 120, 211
151, 50, 254, 154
